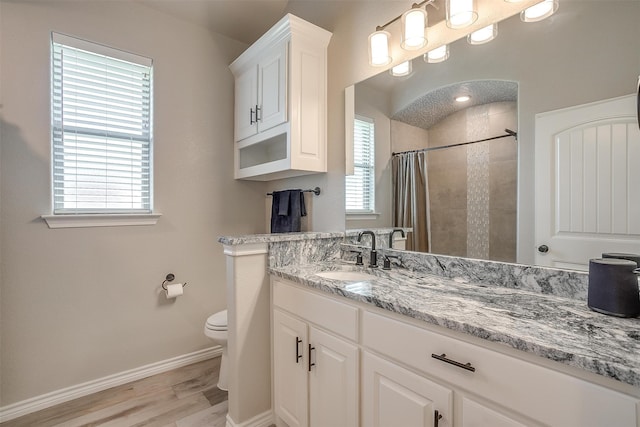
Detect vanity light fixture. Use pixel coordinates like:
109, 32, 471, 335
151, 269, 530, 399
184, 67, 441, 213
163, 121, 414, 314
401, 6, 428, 50
446, 0, 478, 29
368, 0, 437, 67
425, 44, 450, 63
390, 61, 413, 77
368, 29, 392, 66
467, 23, 498, 45
455, 95, 471, 102
521, 0, 559, 22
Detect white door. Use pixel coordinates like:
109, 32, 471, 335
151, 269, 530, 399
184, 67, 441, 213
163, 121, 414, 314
234, 65, 258, 141
362, 351, 452, 427
535, 94, 640, 269
308, 327, 358, 427
258, 43, 287, 133
273, 309, 308, 427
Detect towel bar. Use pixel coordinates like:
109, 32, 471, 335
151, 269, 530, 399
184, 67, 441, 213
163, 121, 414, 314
267, 187, 321, 196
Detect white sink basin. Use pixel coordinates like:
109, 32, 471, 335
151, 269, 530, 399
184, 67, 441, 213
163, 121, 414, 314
315, 271, 375, 281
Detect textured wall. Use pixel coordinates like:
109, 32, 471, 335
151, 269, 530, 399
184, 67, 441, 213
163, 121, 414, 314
0, 0, 266, 405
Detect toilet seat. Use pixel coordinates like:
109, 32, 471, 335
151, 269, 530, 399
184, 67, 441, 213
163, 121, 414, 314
206, 310, 228, 331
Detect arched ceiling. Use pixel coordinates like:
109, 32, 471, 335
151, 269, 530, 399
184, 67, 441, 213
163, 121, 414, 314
392, 80, 518, 129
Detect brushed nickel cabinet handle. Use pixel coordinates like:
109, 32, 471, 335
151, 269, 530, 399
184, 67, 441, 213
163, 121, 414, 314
431, 353, 476, 372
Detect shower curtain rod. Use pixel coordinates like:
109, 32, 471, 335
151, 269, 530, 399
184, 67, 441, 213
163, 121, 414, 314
392, 128, 517, 156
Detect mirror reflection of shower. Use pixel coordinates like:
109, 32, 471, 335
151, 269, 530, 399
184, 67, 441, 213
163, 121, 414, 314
390, 81, 518, 262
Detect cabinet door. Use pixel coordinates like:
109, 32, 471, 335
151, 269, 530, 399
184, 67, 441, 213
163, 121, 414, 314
273, 309, 308, 427
308, 326, 358, 427
234, 66, 258, 141
257, 43, 287, 133
461, 397, 528, 427
362, 352, 453, 427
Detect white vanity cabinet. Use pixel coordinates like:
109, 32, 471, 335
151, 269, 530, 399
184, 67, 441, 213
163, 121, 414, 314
272, 279, 359, 427
362, 351, 453, 427
229, 14, 331, 181
362, 310, 639, 427
271, 276, 640, 427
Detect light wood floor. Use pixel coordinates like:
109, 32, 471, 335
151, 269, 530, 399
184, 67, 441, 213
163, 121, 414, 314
1, 357, 228, 427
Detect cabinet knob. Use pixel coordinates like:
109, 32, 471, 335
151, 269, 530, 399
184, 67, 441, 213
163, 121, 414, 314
250, 107, 256, 125
255, 105, 262, 122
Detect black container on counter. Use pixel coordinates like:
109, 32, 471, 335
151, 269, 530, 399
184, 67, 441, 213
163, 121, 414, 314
602, 252, 640, 266
588, 258, 640, 318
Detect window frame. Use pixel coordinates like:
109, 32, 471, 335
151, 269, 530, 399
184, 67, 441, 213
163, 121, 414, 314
346, 115, 376, 215
43, 33, 159, 228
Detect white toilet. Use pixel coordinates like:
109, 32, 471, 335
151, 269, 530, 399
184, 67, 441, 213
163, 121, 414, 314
204, 310, 228, 391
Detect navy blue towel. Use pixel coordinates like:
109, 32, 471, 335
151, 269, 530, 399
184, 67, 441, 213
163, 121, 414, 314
270, 189, 307, 233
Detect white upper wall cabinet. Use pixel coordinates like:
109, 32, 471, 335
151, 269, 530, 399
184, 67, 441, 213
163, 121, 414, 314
229, 14, 332, 181
234, 43, 286, 141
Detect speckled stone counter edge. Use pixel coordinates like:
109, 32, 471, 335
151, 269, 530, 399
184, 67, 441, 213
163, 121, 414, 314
219, 230, 589, 300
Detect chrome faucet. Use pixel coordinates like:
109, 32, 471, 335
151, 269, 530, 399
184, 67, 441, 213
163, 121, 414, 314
357, 230, 377, 268
388, 228, 406, 249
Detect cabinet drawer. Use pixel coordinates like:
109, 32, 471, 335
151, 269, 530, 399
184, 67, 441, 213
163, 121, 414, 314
363, 310, 638, 427
273, 278, 358, 341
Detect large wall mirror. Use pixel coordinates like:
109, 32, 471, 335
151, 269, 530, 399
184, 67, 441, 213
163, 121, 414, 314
346, 0, 639, 267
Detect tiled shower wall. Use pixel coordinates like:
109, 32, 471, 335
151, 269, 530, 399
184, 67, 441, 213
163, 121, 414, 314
393, 101, 517, 262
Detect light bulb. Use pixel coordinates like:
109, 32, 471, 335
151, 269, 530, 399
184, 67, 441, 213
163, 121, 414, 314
521, 0, 558, 22
446, 0, 478, 29
401, 7, 427, 50
390, 61, 412, 77
368, 30, 392, 66
467, 24, 498, 45
425, 45, 450, 63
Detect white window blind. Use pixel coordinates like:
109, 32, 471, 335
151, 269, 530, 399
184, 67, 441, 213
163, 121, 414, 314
346, 116, 375, 212
51, 33, 153, 214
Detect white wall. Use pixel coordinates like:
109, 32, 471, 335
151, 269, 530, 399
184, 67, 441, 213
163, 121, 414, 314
0, 0, 267, 406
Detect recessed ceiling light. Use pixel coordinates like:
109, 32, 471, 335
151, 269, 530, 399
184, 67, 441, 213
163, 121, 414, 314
455, 95, 471, 102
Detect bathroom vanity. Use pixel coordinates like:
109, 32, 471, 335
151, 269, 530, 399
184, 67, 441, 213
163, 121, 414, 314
220, 231, 640, 427
270, 262, 640, 427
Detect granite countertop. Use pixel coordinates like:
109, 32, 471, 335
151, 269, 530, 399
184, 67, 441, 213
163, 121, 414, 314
217, 228, 410, 246
218, 231, 346, 246
269, 261, 640, 388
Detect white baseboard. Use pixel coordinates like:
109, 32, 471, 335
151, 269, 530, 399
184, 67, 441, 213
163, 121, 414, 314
0, 346, 222, 423
226, 410, 274, 427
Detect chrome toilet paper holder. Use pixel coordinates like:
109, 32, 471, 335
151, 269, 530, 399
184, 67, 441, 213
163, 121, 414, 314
161, 273, 188, 291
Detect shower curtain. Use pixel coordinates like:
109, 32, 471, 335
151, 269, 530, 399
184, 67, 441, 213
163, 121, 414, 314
392, 151, 431, 252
